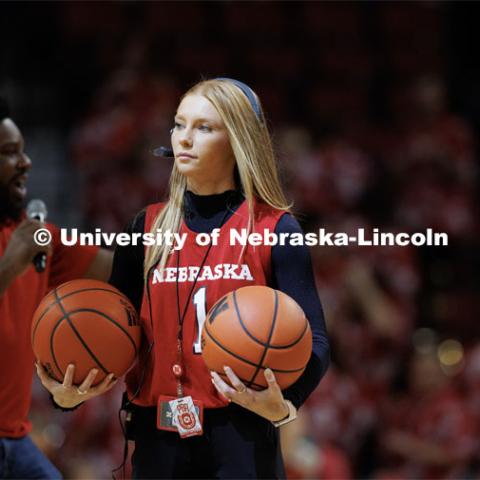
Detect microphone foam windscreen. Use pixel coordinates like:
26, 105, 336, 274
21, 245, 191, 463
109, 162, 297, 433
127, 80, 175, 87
26, 199, 48, 220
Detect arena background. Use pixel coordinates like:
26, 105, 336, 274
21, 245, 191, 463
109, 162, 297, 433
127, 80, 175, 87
1, 1, 479, 478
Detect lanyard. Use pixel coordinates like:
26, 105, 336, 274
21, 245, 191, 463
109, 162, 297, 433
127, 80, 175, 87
173, 204, 232, 397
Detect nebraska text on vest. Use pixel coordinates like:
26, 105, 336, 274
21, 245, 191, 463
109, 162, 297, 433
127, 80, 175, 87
151, 264, 254, 284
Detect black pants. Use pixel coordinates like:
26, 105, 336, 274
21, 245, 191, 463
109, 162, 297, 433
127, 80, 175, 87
128, 402, 285, 479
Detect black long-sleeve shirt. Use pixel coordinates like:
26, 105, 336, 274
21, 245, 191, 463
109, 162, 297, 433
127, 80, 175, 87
109, 190, 330, 409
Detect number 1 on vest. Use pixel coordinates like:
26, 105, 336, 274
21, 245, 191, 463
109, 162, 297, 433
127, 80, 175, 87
193, 287, 207, 353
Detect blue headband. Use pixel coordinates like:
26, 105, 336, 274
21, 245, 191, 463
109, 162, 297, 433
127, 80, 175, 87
215, 77, 263, 121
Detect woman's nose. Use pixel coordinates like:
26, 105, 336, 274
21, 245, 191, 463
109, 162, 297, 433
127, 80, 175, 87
179, 128, 193, 147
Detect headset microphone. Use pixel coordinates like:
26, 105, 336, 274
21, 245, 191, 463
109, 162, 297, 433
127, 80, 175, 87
152, 146, 174, 158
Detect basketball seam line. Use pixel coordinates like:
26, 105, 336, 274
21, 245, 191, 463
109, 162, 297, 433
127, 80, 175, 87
59, 308, 139, 355
248, 290, 279, 386
57, 285, 123, 300
53, 289, 110, 376
203, 322, 305, 374
32, 286, 125, 346
231, 290, 308, 349
32, 292, 57, 347
50, 321, 65, 380
49, 288, 67, 380
217, 371, 264, 390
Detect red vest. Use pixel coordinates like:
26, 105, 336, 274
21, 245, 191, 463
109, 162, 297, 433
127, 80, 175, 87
126, 199, 284, 408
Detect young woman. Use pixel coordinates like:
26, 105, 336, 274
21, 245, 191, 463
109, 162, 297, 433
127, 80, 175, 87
38, 78, 330, 479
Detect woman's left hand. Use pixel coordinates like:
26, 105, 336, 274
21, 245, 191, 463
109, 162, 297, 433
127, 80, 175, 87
211, 366, 289, 422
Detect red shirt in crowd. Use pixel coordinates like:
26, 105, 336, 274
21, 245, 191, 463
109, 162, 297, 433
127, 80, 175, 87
380, 387, 476, 479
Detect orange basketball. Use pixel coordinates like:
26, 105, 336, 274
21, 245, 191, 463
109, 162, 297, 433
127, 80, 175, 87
31, 279, 141, 386
201, 285, 312, 390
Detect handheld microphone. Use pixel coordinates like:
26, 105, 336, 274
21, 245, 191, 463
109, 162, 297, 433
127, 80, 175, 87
26, 199, 48, 273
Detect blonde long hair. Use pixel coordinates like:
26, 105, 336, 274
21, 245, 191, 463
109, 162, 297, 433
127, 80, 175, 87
144, 79, 290, 279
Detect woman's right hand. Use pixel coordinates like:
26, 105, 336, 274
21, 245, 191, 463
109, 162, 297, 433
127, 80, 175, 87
36, 363, 117, 408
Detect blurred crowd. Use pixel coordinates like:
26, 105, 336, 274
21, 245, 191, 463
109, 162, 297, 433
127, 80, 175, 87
20, 2, 480, 479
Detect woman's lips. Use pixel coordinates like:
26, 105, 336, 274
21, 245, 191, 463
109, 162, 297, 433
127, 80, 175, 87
177, 152, 196, 160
